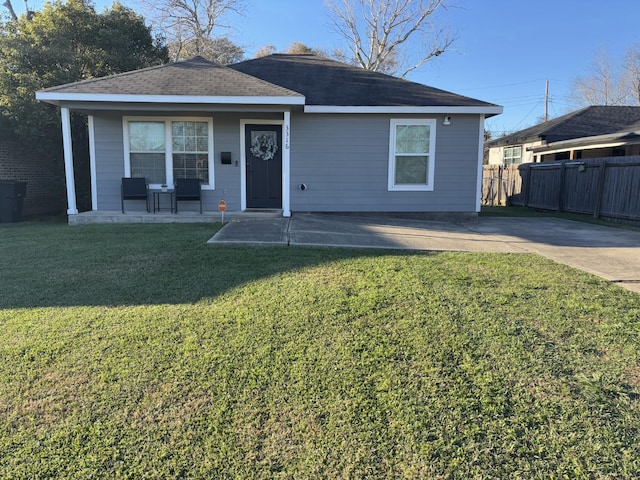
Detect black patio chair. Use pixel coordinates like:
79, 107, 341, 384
175, 178, 202, 213
121, 177, 149, 213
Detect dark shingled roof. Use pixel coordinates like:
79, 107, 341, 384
39, 56, 304, 98
229, 54, 498, 108
490, 106, 640, 146
38, 54, 500, 113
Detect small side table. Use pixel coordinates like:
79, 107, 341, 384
153, 190, 175, 213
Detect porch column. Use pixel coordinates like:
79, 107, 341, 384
283, 110, 291, 217
61, 107, 78, 215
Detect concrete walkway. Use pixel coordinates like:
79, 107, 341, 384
208, 214, 640, 294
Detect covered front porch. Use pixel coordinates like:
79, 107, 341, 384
34, 57, 306, 224
54, 108, 295, 224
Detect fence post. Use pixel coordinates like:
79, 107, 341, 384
506, 166, 515, 206
497, 165, 503, 206
522, 164, 532, 207
557, 162, 566, 213
593, 159, 607, 219
489, 169, 495, 207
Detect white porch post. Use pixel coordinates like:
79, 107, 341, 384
61, 107, 78, 215
283, 110, 291, 217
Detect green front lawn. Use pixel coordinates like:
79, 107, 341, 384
1, 222, 639, 478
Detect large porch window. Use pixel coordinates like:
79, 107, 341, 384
123, 117, 214, 189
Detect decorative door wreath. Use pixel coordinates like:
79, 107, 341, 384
250, 131, 279, 161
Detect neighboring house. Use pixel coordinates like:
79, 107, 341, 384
487, 106, 640, 166
36, 55, 501, 220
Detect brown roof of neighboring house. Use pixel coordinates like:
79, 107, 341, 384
489, 106, 640, 147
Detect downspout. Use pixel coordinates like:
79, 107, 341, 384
283, 110, 291, 217
476, 114, 486, 213
88, 115, 98, 210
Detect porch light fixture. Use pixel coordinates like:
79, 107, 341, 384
443, 116, 451, 125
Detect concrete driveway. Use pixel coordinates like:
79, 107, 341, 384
209, 214, 640, 294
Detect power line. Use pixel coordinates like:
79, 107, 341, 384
509, 102, 544, 132
495, 94, 544, 102
455, 79, 549, 92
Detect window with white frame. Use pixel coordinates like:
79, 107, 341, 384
124, 117, 214, 188
388, 119, 436, 191
172, 121, 210, 182
503, 146, 522, 165
128, 121, 167, 184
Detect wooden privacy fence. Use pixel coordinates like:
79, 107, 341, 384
482, 156, 640, 222
482, 165, 523, 207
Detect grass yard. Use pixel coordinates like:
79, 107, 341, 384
1, 221, 639, 479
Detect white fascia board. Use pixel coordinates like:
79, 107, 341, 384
530, 141, 628, 156
303, 105, 504, 115
529, 132, 640, 153
36, 91, 306, 105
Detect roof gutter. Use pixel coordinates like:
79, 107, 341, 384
35, 92, 306, 106
528, 130, 640, 153
304, 105, 503, 116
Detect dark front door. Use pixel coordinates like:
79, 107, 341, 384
246, 124, 282, 209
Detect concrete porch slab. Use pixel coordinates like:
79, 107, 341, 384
68, 210, 281, 225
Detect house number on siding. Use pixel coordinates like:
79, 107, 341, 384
285, 125, 290, 150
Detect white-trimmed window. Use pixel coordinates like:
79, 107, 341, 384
123, 117, 215, 189
127, 121, 166, 184
388, 119, 436, 191
503, 146, 522, 166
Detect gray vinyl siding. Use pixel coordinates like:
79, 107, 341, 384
91, 110, 481, 213
93, 113, 127, 211
289, 113, 481, 212
92, 111, 279, 212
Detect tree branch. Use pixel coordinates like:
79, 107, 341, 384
2, 0, 18, 21
140, 0, 243, 59
327, 0, 457, 77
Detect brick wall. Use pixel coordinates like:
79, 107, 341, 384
0, 139, 66, 217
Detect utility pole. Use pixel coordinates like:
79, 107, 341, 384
544, 80, 549, 122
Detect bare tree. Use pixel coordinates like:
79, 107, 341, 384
286, 41, 322, 55
170, 36, 244, 63
254, 42, 327, 58
326, 0, 456, 78
254, 44, 276, 58
142, 0, 244, 61
570, 47, 640, 107
623, 45, 640, 105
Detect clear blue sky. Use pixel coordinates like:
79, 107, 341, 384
12, 0, 640, 135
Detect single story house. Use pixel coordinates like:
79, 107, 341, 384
36, 54, 502, 220
487, 105, 640, 166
